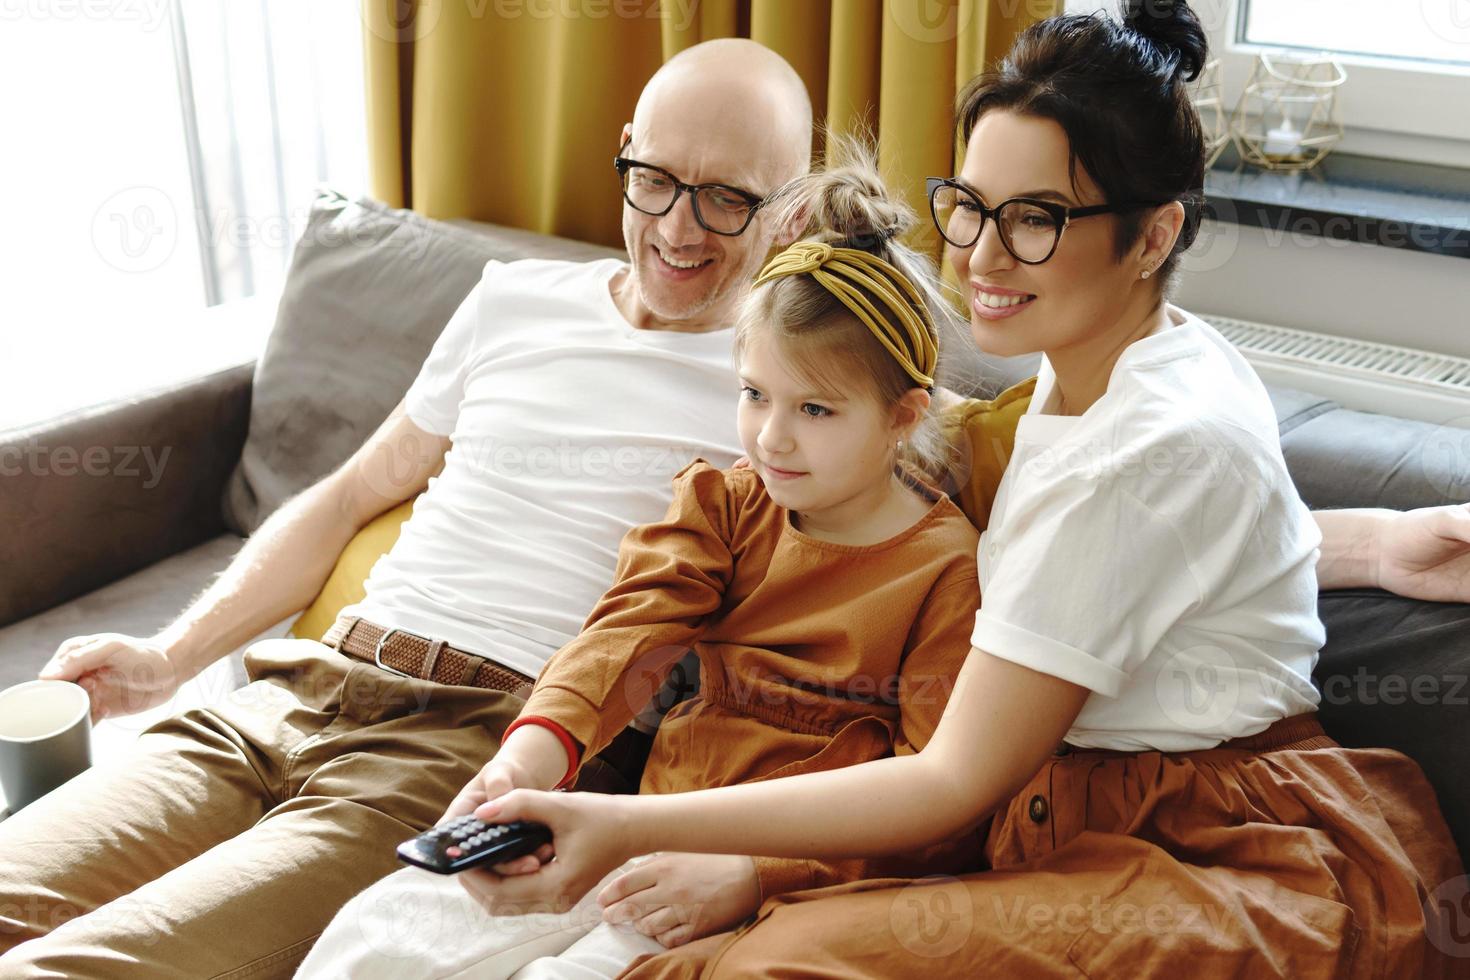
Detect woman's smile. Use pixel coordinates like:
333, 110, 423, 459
971, 287, 1037, 320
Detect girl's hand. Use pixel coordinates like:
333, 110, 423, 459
598, 853, 760, 948
457, 790, 636, 916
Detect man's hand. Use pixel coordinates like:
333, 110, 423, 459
443, 724, 570, 880
598, 853, 760, 948
1377, 503, 1470, 604
442, 757, 533, 823
39, 633, 188, 723
442, 756, 556, 876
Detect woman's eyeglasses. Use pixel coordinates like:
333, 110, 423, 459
926, 177, 1166, 265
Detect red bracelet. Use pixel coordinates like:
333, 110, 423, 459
502, 716, 582, 790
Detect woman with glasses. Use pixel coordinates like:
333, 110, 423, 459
471, 3, 1465, 976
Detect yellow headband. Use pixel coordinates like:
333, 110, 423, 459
752, 241, 938, 389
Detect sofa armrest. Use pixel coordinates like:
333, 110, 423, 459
1281, 406, 1470, 511
0, 363, 254, 628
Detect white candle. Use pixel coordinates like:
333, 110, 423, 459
1263, 116, 1302, 158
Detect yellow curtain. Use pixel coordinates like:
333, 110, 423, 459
362, 0, 1058, 252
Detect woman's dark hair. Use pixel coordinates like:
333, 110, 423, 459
955, 0, 1209, 293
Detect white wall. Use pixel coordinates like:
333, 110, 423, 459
1175, 218, 1470, 359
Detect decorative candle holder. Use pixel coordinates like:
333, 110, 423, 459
1189, 58, 1231, 170
1229, 52, 1346, 173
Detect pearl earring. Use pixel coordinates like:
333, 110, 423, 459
1141, 269, 1152, 279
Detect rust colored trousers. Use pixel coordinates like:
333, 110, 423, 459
623, 714, 1467, 979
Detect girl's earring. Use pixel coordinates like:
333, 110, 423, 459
1141, 268, 1152, 280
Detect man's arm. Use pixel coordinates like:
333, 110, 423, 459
1314, 504, 1470, 602
41, 400, 450, 718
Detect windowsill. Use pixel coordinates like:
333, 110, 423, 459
1203, 144, 1470, 260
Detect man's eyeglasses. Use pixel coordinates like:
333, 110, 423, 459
614, 140, 766, 237
926, 177, 1166, 265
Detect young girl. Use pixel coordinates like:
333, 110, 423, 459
472, 5, 1466, 978
298, 142, 999, 979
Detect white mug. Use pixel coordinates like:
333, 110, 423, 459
0, 679, 92, 814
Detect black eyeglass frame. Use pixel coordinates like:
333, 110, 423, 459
925, 176, 1169, 265
614, 140, 767, 237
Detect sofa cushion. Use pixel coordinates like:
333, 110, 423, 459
0, 534, 246, 692
0, 533, 272, 792
291, 501, 413, 642
222, 190, 623, 534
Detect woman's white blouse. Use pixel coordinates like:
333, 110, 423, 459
972, 306, 1324, 751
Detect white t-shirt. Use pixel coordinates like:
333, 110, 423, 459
971, 306, 1324, 751
341, 258, 743, 679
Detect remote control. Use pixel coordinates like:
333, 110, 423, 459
397, 815, 552, 875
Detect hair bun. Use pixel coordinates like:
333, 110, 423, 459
768, 133, 915, 251
1122, 0, 1208, 83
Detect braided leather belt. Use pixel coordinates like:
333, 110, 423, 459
323, 615, 534, 696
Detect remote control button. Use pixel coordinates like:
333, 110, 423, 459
446, 846, 463, 858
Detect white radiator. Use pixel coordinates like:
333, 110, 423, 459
1203, 314, 1470, 430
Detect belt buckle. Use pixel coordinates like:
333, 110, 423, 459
373, 627, 429, 679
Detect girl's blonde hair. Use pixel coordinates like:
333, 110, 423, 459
734, 134, 966, 479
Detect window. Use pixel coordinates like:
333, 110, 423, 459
1242, 0, 1470, 69
177, 0, 369, 306
2, 1, 367, 430
1064, 0, 1470, 168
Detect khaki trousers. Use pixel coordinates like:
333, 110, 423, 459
0, 638, 525, 980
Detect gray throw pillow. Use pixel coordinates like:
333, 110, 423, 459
222, 189, 621, 533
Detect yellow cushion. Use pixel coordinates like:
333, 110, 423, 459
938, 377, 1036, 534
288, 380, 1035, 638
289, 500, 416, 641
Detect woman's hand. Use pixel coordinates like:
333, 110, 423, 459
456, 790, 637, 916
1376, 503, 1470, 603
598, 853, 761, 948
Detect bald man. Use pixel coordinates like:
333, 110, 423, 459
0, 39, 812, 980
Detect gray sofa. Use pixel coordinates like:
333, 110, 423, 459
3, 190, 1467, 864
